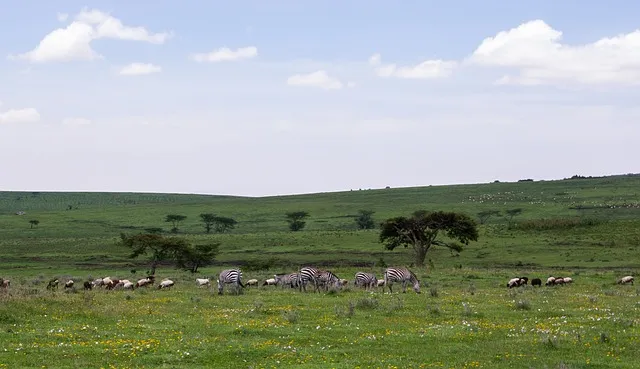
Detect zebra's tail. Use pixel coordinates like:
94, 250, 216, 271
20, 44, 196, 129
238, 278, 245, 288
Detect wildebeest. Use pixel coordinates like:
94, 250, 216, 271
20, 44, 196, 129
617, 275, 634, 285
531, 278, 542, 287
47, 279, 59, 290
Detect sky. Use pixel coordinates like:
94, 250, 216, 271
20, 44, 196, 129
1, 1, 639, 197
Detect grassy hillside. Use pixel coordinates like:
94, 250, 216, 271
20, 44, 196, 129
1, 175, 639, 368
1, 174, 639, 275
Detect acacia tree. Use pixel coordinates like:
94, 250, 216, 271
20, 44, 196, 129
379, 210, 479, 267
199, 213, 216, 233
176, 243, 220, 273
285, 211, 309, 231
505, 208, 523, 229
477, 210, 501, 225
212, 216, 237, 233
120, 233, 189, 275
165, 214, 187, 233
29, 219, 40, 229
355, 210, 376, 230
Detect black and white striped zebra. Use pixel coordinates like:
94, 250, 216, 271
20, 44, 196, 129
298, 267, 320, 292
316, 270, 341, 291
384, 267, 421, 294
276, 273, 299, 289
217, 268, 245, 295
354, 272, 377, 290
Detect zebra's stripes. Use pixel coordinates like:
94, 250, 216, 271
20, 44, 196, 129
298, 267, 320, 292
384, 267, 421, 294
354, 272, 377, 290
316, 270, 341, 291
276, 273, 299, 289
217, 268, 245, 295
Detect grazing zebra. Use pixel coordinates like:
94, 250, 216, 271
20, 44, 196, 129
316, 270, 341, 292
354, 272, 377, 290
384, 267, 421, 294
298, 267, 321, 292
217, 268, 245, 295
277, 273, 299, 289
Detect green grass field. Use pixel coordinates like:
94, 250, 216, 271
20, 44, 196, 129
1, 174, 639, 368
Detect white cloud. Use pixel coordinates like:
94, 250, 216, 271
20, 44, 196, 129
0, 108, 41, 124
62, 117, 92, 125
118, 62, 162, 76
189, 46, 258, 63
368, 53, 457, 79
467, 20, 640, 85
57, 13, 69, 22
9, 8, 171, 63
286, 70, 344, 90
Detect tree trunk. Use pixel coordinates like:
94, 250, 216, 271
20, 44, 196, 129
414, 243, 428, 266
150, 260, 158, 275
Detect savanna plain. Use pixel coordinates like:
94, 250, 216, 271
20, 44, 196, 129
1, 175, 639, 369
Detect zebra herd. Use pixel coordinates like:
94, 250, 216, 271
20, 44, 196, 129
215, 266, 422, 294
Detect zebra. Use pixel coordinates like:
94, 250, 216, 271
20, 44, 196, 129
316, 270, 341, 292
384, 267, 421, 294
354, 272, 377, 290
298, 267, 320, 292
277, 273, 299, 289
217, 268, 245, 295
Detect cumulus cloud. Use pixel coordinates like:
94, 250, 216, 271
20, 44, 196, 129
62, 117, 92, 125
286, 70, 344, 90
8, 8, 171, 63
368, 53, 457, 79
118, 62, 162, 76
368, 20, 640, 86
467, 20, 640, 85
189, 46, 258, 63
0, 108, 41, 124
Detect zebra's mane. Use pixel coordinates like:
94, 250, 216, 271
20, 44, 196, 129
408, 270, 419, 283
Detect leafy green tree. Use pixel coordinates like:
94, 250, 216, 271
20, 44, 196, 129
199, 213, 216, 233
477, 210, 501, 225
379, 210, 479, 266
212, 216, 237, 233
176, 243, 220, 273
505, 208, 523, 229
285, 211, 309, 231
29, 219, 40, 229
120, 233, 188, 275
355, 210, 376, 230
165, 214, 187, 233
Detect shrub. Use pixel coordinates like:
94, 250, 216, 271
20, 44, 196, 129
384, 297, 404, 315
335, 302, 355, 318
355, 297, 379, 310
429, 286, 439, 297
282, 310, 299, 324
515, 299, 531, 310
427, 304, 441, 316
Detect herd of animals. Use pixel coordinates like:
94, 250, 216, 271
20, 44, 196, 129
507, 275, 634, 288
0, 268, 634, 295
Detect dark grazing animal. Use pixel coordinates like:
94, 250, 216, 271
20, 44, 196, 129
531, 278, 542, 287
